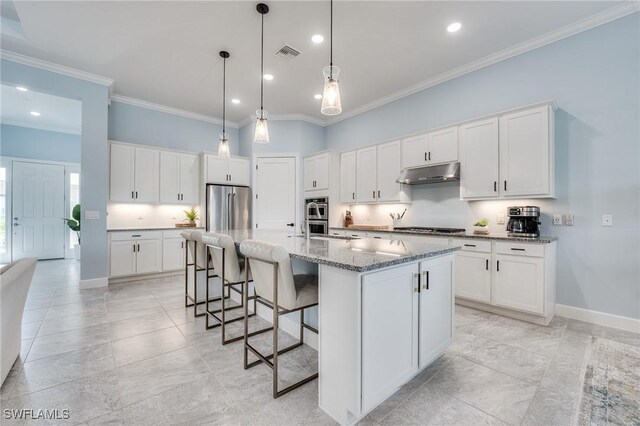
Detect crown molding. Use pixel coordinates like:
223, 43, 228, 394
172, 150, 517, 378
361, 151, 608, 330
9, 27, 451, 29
110, 94, 238, 129
1, 119, 81, 135
326, 2, 639, 126
0, 49, 115, 88
238, 113, 327, 128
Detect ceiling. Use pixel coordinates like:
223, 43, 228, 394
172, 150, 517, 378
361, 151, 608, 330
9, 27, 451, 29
1, 1, 629, 125
0, 83, 82, 134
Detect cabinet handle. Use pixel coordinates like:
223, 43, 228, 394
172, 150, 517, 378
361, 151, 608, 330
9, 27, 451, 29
424, 270, 429, 290
377, 190, 380, 198
504, 181, 507, 191
135, 191, 138, 199
372, 190, 376, 198
131, 191, 135, 199
133, 244, 136, 253
137, 244, 140, 251
510, 248, 526, 252
229, 175, 232, 181
497, 260, 500, 272
428, 152, 431, 161
486, 259, 489, 270
178, 193, 180, 201
424, 152, 427, 162
131, 234, 141, 237
414, 272, 420, 293
352, 192, 355, 200
494, 181, 497, 192
181, 241, 184, 249
181, 194, 184, 201
464, 244, 476, 247
373, 236, 381, 239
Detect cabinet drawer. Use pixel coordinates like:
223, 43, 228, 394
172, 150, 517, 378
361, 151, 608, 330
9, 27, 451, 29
456, 239, 491, 253
110, 231, 162, 241
367, 231, 391, 240
495, 242, 544, 257
345, 230, 367, 238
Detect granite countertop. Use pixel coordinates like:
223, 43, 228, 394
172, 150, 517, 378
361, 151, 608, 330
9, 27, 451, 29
107, 226, 205, 232
330, 227, 558, 243
203, 229, 458, 273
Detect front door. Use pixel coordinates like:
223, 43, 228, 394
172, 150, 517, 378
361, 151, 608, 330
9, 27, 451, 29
255, 157, 296, 230
12, 161, 65, 260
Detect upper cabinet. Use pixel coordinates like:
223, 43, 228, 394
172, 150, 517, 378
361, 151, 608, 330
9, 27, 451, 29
356, 146, 377, 203
401, 126, 458, 169
376, 140, 405, 202
460, 104, 555, 200
205, 155, 250, 186
340, 151, 356, 203
159, 152, 200, 204
304, 152, 330, 191
110, 144, 159, 203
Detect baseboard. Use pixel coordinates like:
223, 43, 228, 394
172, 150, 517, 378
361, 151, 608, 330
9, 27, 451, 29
556, 304, 640, 334
79, 277, 108, 289
108, 270, 182, 284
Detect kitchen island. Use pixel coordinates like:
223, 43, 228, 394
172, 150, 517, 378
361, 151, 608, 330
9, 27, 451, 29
209, 230, 459, 425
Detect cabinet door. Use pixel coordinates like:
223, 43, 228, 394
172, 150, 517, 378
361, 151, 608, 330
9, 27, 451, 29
313, 153, 330, 190
134, 147, 159, 203
499, 106, 550, 197
427, 127, 458, 165
162, 238, 185, 271
340, 151, 356, 203
109, 144, 135, 202
459, 118, 499, 199
356, 146, 377, 203
109, 240, 136, 277
136, 239, 162, 274
362, 263, 418, 412
159, 151, 181, 203
401, 134, 427, 169
376, 140, 403, 202
455, 252, 491, 303
494, 254, 544, 314
180, 154, 200, 203
419, 256, 454, 368
303, 156, 316, 191
228, 158, 250, 186
206, 155, 230, 184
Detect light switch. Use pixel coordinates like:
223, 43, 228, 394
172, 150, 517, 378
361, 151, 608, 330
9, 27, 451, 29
85, 211, 100, 220
553, 214, 562, 225
564, 214, 574, 226
602, 214, 613, 227
496, 214, 506, 225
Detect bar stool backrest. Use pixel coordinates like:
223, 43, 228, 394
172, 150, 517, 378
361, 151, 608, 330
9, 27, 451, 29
190, 231, 210, 269
201, 233, 242, 282
239, 240, 297, 310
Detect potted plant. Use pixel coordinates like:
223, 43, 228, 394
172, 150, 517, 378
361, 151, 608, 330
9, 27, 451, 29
64, 204, 81, 260
183, 206, 199, 227
473, 218, 490, 235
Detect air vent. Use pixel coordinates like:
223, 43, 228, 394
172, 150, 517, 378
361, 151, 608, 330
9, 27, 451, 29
275, 45, 301, 60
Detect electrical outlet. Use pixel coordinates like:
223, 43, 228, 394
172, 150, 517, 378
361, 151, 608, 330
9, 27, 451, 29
553, 214, 562, 225
602, 214, 613, 227
564, 214, 574, 226
496, 214, 506, 225
84, 211, 100, 220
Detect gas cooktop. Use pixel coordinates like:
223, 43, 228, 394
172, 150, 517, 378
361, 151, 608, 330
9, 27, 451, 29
393, 227, 466, 234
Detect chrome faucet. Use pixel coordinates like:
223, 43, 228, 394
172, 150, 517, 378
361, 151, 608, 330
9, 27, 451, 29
305, 202, 322, 240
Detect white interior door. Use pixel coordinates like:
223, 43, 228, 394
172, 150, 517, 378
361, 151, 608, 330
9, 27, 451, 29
12, 161, 65, 260
255, 157, 296, 230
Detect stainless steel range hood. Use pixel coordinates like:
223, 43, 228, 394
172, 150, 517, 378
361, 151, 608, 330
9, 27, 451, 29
396, 162, 460, 185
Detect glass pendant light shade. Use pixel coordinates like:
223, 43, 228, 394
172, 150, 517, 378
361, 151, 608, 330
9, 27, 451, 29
321, 65, 342, 116
254, 109, 269, 144
217, 133, 230, 158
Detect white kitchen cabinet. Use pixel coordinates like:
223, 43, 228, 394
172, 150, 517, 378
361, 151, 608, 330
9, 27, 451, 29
109, 144, 135, 202
133, 147, 160, 203
109, 231, 163, 277
205, 155, 250, 186
135, 239, 162, 274
376, 140, 404, 202
460, 117, 500, 199
160, 152, 200, 204
356, 146, 377, 203
401, 127, 458, 169
340, 151, 356, 203
455, 251, 491, 303
228, 158, 250, 186
109, 240, 136, 277
362, 263, 418, 412
493, 254, 545, 315
418, 256, 454, 368
401, 134, 428, 169
162, 237, 185, 271
499, 105, 554, 197
304, 152, 330, 191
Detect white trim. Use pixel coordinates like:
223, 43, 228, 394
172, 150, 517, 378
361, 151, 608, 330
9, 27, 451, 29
1, 119, 81, 135
110, 94, 238, 129
79, 277, 108, 289
0, 49, 114, 88
556, 304, 640, 334
325, 2, 639, 126
238, 113, 326, 129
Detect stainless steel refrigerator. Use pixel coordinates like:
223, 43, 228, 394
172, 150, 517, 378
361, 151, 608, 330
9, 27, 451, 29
205, 184, 252, 232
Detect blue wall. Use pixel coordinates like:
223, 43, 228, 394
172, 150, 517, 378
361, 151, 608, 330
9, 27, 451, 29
108, 101, 239, 155
0, 124, 81, 163
326, 14, 640, 319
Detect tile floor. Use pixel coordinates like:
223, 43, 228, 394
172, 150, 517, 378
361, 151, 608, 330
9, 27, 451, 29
1, 259, 638, 425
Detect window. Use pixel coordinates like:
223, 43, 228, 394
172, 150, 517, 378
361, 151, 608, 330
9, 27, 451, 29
69, 172, 80, 248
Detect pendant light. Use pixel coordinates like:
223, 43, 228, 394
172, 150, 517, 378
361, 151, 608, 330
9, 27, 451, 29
321, 0, 342, 116
217, 51, 231, 158
254, 3, 270, 144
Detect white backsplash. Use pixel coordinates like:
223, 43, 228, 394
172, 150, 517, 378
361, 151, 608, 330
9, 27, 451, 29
107, 204, 203, 229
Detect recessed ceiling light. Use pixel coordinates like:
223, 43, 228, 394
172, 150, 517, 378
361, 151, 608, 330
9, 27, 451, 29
263, 74, 274, 81
447, 22, 462, 33
16, 86, 28, 92
30, 111, 41, 117
311, 34, 324, 44
314, 94, 322, 100
231, 98, 240, 104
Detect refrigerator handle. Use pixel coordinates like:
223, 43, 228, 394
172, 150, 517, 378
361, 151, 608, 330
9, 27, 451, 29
227, 192, 231, 231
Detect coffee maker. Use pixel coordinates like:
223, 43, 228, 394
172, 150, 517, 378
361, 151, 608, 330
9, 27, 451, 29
506, 206, 541, 238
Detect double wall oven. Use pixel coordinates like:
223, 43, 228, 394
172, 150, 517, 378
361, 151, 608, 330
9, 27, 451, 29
305, 197, 329, 235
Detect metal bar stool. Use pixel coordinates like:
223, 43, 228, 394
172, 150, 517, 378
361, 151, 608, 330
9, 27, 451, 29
182, 230, 219, 318
239, 240, 319, 398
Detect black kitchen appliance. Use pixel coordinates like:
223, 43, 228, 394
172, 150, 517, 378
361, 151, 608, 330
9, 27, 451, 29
506, 206, 541, 238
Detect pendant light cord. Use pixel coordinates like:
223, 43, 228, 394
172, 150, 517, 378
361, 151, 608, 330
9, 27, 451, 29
260, 12, 264, 118
222, 56, 226, 135
329, 0, 333, 79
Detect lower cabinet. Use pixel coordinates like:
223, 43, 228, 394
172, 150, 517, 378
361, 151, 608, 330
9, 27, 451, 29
109, 240, 137, 277
493, 254, 544, 314
135, 240, 162, 274
455, 251, 491, 303
162, 237, 185, 272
